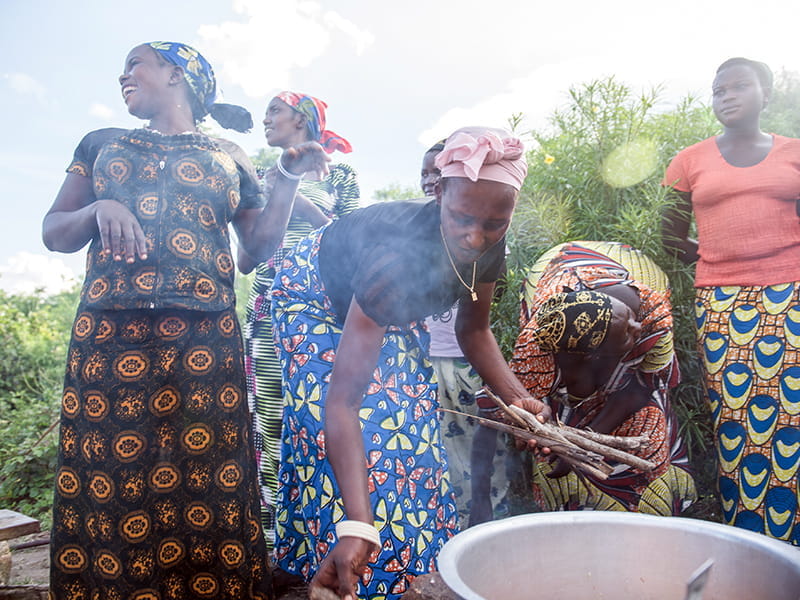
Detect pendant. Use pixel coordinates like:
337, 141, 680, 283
471, 291, 478, 302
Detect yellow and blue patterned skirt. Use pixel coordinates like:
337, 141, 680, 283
271, 230, 459, 599
697, 284, 800, 545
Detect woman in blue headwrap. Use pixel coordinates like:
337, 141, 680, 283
42, 41, 329, 599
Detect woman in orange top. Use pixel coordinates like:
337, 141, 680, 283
663, 57, 800, 545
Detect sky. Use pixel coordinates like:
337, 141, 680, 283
2, 0, 798, 294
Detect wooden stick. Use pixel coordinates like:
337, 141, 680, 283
488, 389, 572, 446
558, 424, 649, 451
476, 388, 658, 473
438, 408, 613, 479
550, 453, 612, 482
555, 423, 656, 471
506, 405, 656, 472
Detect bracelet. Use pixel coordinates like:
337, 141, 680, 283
335, 520, 381, 548
276, 155, 303, 180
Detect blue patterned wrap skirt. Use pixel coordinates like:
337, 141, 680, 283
270, 228, 460, 599
697, 283, 800, 545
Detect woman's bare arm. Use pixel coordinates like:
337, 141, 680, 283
662, 190, 698, 264
43, 172, 147, 262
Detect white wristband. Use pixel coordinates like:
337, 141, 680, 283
335, 520, 381, 548
276, 155, 303, 180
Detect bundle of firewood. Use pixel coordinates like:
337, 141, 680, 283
443, 388, 655, 480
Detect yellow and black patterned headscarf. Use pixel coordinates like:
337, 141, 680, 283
533, 290, 613, 354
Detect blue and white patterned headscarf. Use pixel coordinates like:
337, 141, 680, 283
147, 41, 252, 132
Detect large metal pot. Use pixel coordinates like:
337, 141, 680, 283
437, 512, 800, 599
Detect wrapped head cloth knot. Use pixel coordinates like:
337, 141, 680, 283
435, 126, 528, 190
533, 291, 613, 354
147, 41, 253, 132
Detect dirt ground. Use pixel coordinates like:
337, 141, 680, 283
5, 538, 312, 597
7, 533, 49, 586
3, 535, 453, 599
4, 500, 724, 598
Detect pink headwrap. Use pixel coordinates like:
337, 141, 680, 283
435, 127, 527, 190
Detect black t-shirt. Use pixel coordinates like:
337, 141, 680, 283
318, 199, 505, 326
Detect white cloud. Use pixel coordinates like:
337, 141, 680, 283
197, 0, 374, 98
322, 11, 374, 54
4, 72, 47, 105
417, 0, 800, 149
0, 252, 79, 296
89, 102, 115, 121
419, 53, 714, 149
419, 58, 605, 146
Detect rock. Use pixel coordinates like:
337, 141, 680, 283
308, 586, 340, 600
400, 572, 458, 600
0, 541, 11, 585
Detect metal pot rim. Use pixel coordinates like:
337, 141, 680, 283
437, 511, 800, 600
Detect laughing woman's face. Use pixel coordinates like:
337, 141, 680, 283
119, 45, 175, 120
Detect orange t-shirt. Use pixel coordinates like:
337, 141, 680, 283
663, 134, 800, 287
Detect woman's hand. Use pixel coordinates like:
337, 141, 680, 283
281, 141, 331, 179
509, 397, 552, 454
309, 537, 376, 600
94, 199, 147, 262
545, 456, 572, 478
512, 396, 552, 423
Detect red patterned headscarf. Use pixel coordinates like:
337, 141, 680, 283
274, 91, 352, 154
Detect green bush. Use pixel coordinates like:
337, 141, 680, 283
0, 286, 79, 528
493, 77, 722, 509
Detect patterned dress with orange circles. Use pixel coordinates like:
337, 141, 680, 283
50, 128, 273, 599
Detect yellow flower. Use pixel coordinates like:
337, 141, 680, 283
544, 154, 555, 165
